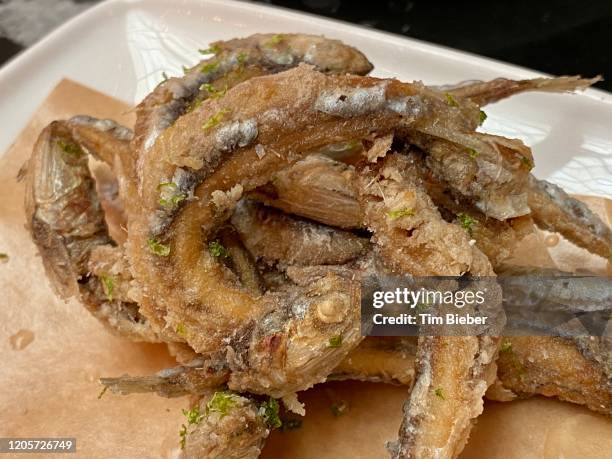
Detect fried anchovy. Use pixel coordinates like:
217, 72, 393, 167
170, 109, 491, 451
182, 392, 270, 459
491, 334, 611, 415
132, 32, 373, 181
68, 115, 133, 165
424, 76, 599, 219
250, 154, 362, 229
231, 198, 368, 266
330, 337, 417, 385
100, 358, 228, 398
407, 129, 533, 220
528, 175, 612, 261
445, 75, 600, 107
24, 120, 159, 342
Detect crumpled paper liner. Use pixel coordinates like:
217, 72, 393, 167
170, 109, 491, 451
0, 80, 610, 459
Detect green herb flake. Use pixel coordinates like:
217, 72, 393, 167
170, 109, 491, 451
280, 417, 303, 431
208, 240, 229, 258
467, 148, 479, 159
201, 61, 220, 74
97, 385, 108, 400
444, 92, 459, 107
99, 274, 115, 301
206, 391, 239, 417
434, 387, 445, 400
0, 253, 8, 263
179, 405, 204, 449
186, 98, 203, 114
201, 83, 228, 99
158, 182, 186, 208
519, 155, 533, 169
199, 44, 221, 55
387, 208, 415, 219
259, 397, 282, 429
56, 139, 83, 157
479, 110, 487, 125
344, 139, 361, 150
328, 335, 343, 348
265, 34, 284, 47
179, 424, 187, 449
457, 212, 477, 235
176, 323, 186, 337
500, 340, 513, 353
237, 51, 248, 65
202, 108, 230, 130
147, 238, 170, 257
162, 71, 169, 82
330, 400, 349, 417
182, 65, 190, 74
183, 406, 203, 425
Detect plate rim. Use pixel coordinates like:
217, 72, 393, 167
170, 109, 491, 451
1, 0, 610, 103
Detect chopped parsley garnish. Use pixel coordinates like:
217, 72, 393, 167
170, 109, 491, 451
200, 83, 228, 99
208, 240, 229, 258
206, 391, 240, 417
235, 52, 248, 74
97, 386, 108, 400
259, 397, 282, 429
56, 139, 83, 157
201, 61, 219, 74
99, 274, 115, 301
434, 387, 445, 400
202, 108, 230, 130
199, 44, 221, 55
161, 71, 169, 82
237, 51, 247, 65
330, 400, 349, 417
387, 208, 415, 219
176, 323, 186, 337
178, 425, 187, 449
457, 212, 477, 235
479, 110, 487, 125
157, 182, 186, 208
265, 34, 284, 47
186, 98, 203, 114
328, 335, 343, 348
183, 406, 204, 424
467, 148, 479, 159
147, 238, 170, 257
444, 92, 459, 107
500, 340, 513, 353
519, 155, 533, 169
182, 65, 190, 74
179, 405, 204, 449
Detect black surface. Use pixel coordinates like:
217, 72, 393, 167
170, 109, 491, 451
0, 0, 610, 91
0, 36, 23, 65
259, 0, 611, 91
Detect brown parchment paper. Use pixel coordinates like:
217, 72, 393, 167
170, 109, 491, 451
0, 80, 610, 459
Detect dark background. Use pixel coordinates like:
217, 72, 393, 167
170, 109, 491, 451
1, 0, 610, 91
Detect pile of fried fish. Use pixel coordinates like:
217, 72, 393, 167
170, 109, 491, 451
23, 34, 611, 458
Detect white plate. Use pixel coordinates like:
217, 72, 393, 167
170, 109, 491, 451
1, 0, 610, 196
